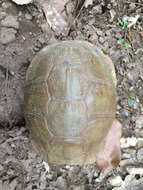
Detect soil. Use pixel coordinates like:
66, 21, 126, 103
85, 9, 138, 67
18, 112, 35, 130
0, 0, 143, 189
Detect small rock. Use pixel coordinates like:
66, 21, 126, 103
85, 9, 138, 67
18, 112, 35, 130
0, 9, 7, 20
71, 185, 85, 190
108, 176, 123, 187
135, 138, 143, 148
96, 29, 103, 36
126, 167, 143, 175
9, 179, 18, 190
124, 174, 135, 185
93, 5, 102, 14
99, 36, 105, 44
38, 36, 46, 45
94, 170, 99, 178
65, 165, 72, 169
11, 0, 32, 5
42, 161, 50, 173
120, 137, 137, 148
54, 176, 67, 189
137, 138, 143, 148
128, 99, 138, 109
47, 173, 53, 180
120, 109, 130, 117
0, 164, 4, 171
136, 115, 143, 129
1, 15, 19, 29
21, 159, 33, 172
128, 178, 143, 190
111, 50, 122, 62
137, 147, 143, 163
41, 23, 50, 33
40, 172, 47, 189
129, 3, 136, 11
109, 9, 116, 22
2, 2, 12, 9
122, 153, 131, 159
127, 72, 133, 81
25, 13, 32, 20
0, 27, 17, 44
120, 158, 137, 167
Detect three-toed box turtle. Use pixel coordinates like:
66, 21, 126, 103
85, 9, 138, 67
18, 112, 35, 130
24, 40, 122, 170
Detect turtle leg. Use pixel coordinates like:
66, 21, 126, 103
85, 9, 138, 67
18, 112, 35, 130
96, 119, 122, 172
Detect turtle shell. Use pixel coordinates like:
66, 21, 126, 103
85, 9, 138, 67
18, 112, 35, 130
24, 40, 116, 165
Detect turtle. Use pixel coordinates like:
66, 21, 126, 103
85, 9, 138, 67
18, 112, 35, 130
24, 40, 122, 171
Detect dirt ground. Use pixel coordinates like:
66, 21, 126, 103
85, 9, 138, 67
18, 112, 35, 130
0, 0, 143, 189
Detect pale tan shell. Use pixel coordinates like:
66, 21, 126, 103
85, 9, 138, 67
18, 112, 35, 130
24, 40, 116, 165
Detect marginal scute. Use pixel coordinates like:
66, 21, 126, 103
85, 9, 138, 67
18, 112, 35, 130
24, 40, 117, 165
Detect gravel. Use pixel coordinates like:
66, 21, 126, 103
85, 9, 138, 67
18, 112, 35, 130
0, 27, 17, 44
1, 15, 19, 29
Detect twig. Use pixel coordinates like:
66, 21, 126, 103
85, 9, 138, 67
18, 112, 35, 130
68, 0, 85, 34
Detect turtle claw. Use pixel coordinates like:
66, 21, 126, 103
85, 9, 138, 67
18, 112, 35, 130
96, 120, 122, 172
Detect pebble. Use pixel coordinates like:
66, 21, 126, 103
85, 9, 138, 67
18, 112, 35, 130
0, 164, 4, 171
128, 178, 143, 190
42, 161, 50, 173
96, 29, 103, 36
1, 15, 19, 29
93, 5, 102, 14
141, 107, 143, 114
136, 115, 143, 129
124, 174, 136, 185
99, 36, 105, 44
108, 176, 123, 187
21, 159, 33, 172
41, 23, 50, 33
71, 185, 85, 190
120, 109, 130, 117
54, 176, 67, 189
128, 99, 138, 109
126, 167, 143, 175
25, 13, 32, 20
2, 1, 12, 9
0, 9, 6, 20
122, 153, 131, 159
9, 179, 18, 190
129, 3, 136, 11
137, 148, 143, 163
120, 137, 137, 148
127, 72, 133, 81
137, 138, 143, 148
111, 50, 122, 62
11, 0, 32, 5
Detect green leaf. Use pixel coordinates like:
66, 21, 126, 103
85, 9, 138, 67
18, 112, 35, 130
124, 43, 131, 49
129, 93, 135, 100
128, 98, 130, 105
117, 38, 124, 44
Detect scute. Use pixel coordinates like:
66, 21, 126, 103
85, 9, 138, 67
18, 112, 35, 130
24, 40, 117, 165
47, 100, 87, 137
